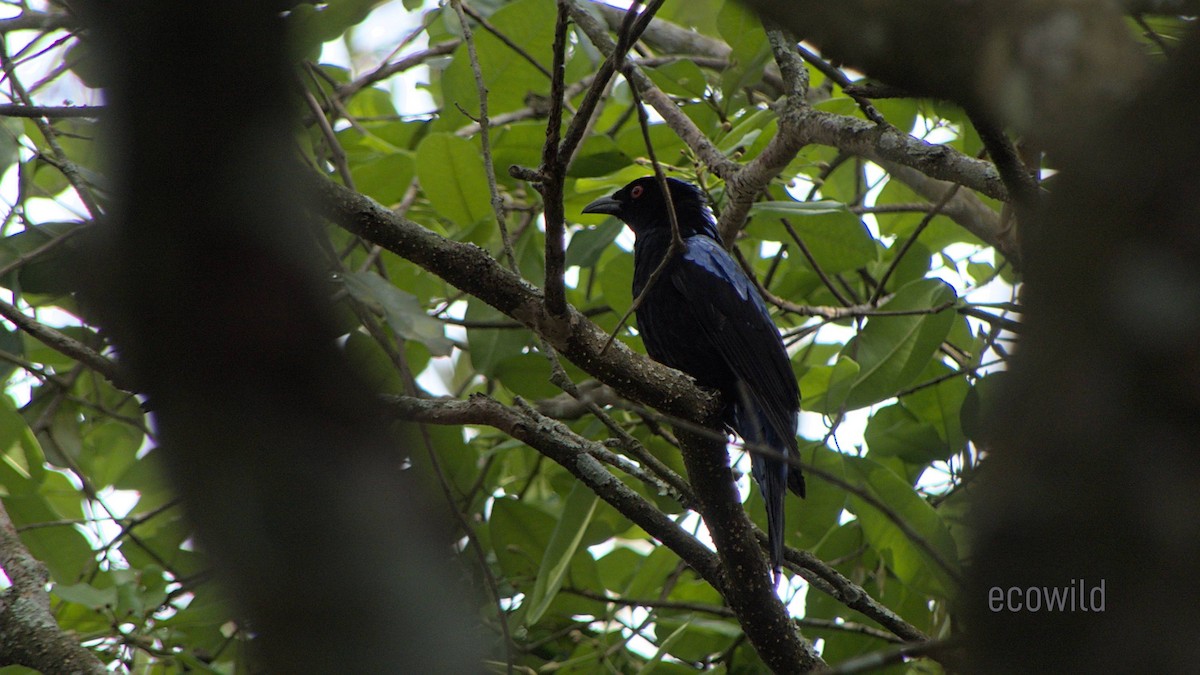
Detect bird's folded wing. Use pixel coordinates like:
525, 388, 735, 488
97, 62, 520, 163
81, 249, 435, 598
673, 237, 799, 451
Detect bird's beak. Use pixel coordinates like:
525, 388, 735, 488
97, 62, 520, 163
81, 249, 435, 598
582, 194, 621, 216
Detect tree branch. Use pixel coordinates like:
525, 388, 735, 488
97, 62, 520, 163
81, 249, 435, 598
739, 0, 1148, 154
0, 500, 108, 674
716, 23, 811, 244
388, 393, 719, 565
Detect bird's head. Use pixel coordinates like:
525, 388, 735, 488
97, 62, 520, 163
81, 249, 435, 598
583, 176, 720, 241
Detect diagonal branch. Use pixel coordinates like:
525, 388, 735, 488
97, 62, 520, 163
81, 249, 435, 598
0, 296, 128, 389
384, 394, 723, 583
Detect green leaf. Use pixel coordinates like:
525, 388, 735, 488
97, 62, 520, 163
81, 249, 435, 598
900, 360, 969, 456
524, 482, 599, 626
567, 135, 630, 178
415, 132, 493, 227
597, 247, 635, 323
565, 221, 623, 268
0, 119, 20, 177
789, 443, 848, 549
403, 423, 477, 497
25, 120, 100, 198
0, 487, 92, 581
597, 546, 643, 591
842, 279, 957, 409
343, 271, 453, 356
961, 371, 1010, 444
0, 333, 23, 398
287, 0, 387, 59
436, 0, 555, 120
874, 240, 932, 294
967, 260, 997, 284
799, 355, 859, 415
465, 300, 528, 376
350, 152, 415, 206
749, 202, 877, 274
0, 221, 87, 297
645, 60, 709, 99
716, 108, 773, 155
638, 619, 692, 674
80, 419, 142, 490
343, 85, 399, 120
53, 582, 118, 610
624, 545, 680, 598
492, 122, 552, 181
342, 331, 406, 394
489, 498, 557, 585
654, 615, 740, 664
875, 177, 987, 250
717, 1, 771, 97
844, 456, 961, 597
615, 123, 685, 165
493, 352, 560, 399
864, 403, 947, 464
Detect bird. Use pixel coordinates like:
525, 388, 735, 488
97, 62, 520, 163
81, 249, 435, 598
583, 176, 804, 583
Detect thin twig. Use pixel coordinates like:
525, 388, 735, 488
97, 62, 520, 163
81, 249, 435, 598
337, 41, 459, 99
0, 297, 126, 388
451, 0, 517, 272
0, 104, 102, 118
562, 587, 906, 643
794, 43, 889, 127
556, 0, 665, 173
870, 183, 961, 304
778, 216, 853, 306
299, 76, 354, 189
819, 637, 959, 675
461, 2, 552, 78
600, 77, 682, 354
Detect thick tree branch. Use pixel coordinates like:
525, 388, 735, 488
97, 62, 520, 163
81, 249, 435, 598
675, 429, 826, 672
801, 109, 1009, 202
740, 0, 1149, 154
0, 500, 108, 673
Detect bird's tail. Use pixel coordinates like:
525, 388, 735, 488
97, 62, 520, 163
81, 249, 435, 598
751, 448, 789, 585
733, 385, 793, 584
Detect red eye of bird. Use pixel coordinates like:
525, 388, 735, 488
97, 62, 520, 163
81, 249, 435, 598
630, 185, 644, 199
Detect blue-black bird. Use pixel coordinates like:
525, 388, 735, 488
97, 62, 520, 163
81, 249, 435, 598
583, 176, 804, 582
